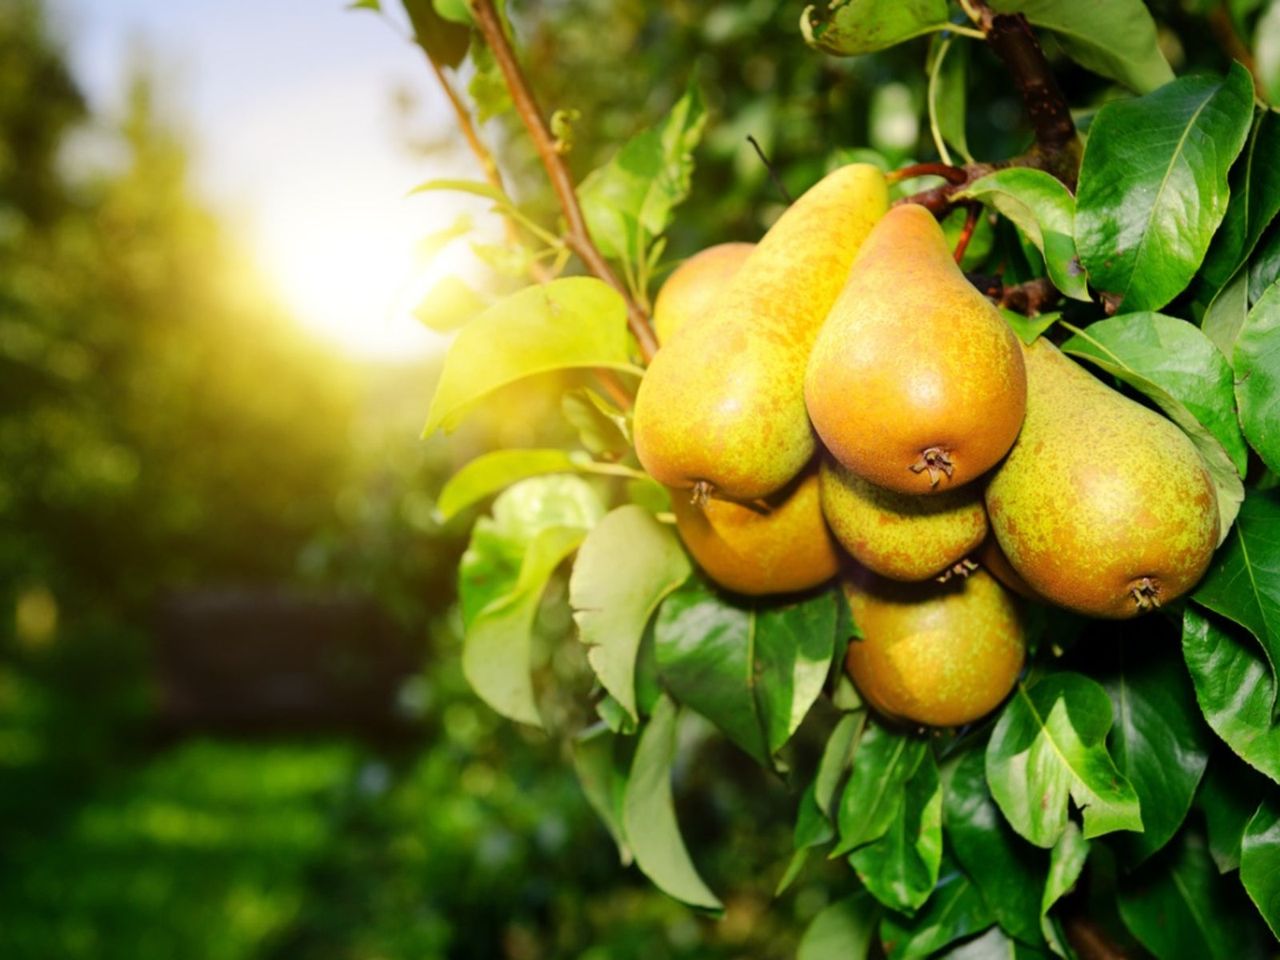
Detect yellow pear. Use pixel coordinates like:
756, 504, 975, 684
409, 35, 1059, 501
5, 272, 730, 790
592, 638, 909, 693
805, 203, 1026, 495
653, 242, 754, 345
974, 533, 1042, 602
984, 339, 1218, 618
671, 468, 839, 596
820, 456, 986, 581
844, 566, 1025, 727
634, 164, 889, 502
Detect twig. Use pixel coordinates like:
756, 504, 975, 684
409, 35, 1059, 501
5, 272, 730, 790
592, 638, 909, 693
887, 162, 970, 186
967, 274, 1062, 315
746, 135, 793, 203
952, 204, 981, 264
467, 0, 659, 364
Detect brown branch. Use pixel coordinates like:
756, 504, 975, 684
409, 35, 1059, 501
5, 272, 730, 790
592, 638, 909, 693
966, 273, 1062, 315
467, 0, 659, 364
952, 204, 981, 264
887, 162, 970, 186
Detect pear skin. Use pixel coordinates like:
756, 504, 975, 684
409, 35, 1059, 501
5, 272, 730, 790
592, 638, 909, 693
634, 164, 889, 502
820, 456, 986, 581
671, 468, 839, 596
805, 204, 1026, 495
843, 566, 1025, 727
653, 242, 754, 345
984, 339, 1218, 618
974, 533, 1042, 602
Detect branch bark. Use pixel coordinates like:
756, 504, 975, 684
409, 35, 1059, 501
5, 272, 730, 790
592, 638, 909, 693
467, 0, 659, 363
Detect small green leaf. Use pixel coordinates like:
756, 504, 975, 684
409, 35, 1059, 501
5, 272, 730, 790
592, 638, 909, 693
988, 0, 1172, 93
1258, 1, 1280, 105
1203, 268, 1252, 359
655, 580, 837, 762
816, 711, 866, 820
797, 891, 880, 960
561, 388, 631, 458
800, 0, 951, 56
1040, 822, 1088, 956
622, 694, 722, 912
1182, 608, 1280, 784
956, 168, 1089, 301
986, 673, 1143, 848
1201, 110, 1280, 290
572, 726, 633, 864
467, 30, 511, 122
1236, 281, 1280, 474
1000, 308, 1060, 346
438, 449, 578, 521
1241, 797, 1280, 937
424, 279, 638, 435
570, 506, 691, 723
431, 0, 471, 24
835, 724, 929, 855
401, 0, 469, 67
413, 275, 486, 333
926, 35, 970, 164
880, 864, 995, 959
407, 177, 510, 204
1198, 754, 1270, 873
1250, 223, 1280, 302
1062, 317, 1246, 538
936, 927, 1052, 959
1075, 64, 1255, 312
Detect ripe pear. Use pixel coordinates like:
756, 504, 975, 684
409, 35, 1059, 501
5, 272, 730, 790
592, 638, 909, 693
984, 339, 1218, 618
974, 533, 1042, 602
634, 164, 889, 502
820, 456, 986, 582
843, 566, 1025, 727
671, 468, 839, 596
653, 242, 754, 345
805, 204, 1026, 495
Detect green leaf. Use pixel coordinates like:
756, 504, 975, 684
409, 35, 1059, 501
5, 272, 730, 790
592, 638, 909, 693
1250, 223, 1280, 302
438, 449, 579, 521
424, 278, 638, 435
1182, 608, 1280, 784
1040, 822, 1088, 956
1198, 754, 1270, 873
467, 30, 511, 122
1192, 489, 1280, 699
986, 673, 1143, 848
413, 275, 486, 333
817, 712, 867, 820
1236, 280, 1280, 473
835, 724, 930, 855
988, 0, 1172, 93
800, 0, 951, 56
570, 506, 691, 723
956, 169, 1089, 301
926, 35, 970, 164
1075, 64, 1255, 312
431, 0, 471, 24
779, 780, 832, 895
622, 694, 722, 912
571, 726, 632, 864
654, 580, 837, 762
881, 865, 995, 959
1241, 796, 1280, 937
999, 308, 1060, 347
936, 927, 1052, 959
1099, 643, 1212, 866
579, 83, 707, 264
1062, 317, 1246, 538
402, 0, 469, 68
1203, 267, 1252, 359
797, 891, 880, 960
849, 747, 944, 914
1258, 0, 1280, 105
407, 177, 510, 205
561, 388, 631, 458
1201, 110, 1280, 290
944, 751, 1045, 946
1118, 830, 1268, 960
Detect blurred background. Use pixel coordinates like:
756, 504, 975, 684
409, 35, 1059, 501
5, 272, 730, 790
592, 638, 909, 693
0, 0, 1240, 957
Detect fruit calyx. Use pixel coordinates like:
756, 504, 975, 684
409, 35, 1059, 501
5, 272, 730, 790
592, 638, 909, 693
1130, 577, 1162, 612
935, 558, 979, 584
690, 480, 715, 508
910, 447, 955, 486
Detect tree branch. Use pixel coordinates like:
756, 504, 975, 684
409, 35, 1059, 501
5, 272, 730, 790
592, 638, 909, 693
467, 0, 659, 364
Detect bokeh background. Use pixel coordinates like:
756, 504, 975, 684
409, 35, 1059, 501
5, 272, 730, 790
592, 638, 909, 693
0, 1, 1248, 957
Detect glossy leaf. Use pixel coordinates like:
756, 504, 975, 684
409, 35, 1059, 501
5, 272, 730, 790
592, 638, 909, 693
572, 726, 633, 864
1099, 642, 1212, 864
1236, 281, 1280, 473
1075, 65, 1254, 312
1199, 754, 1270, 873
1182, 608, 1280, 784
800, 0, 950, 56
655, 580, 837, 762
1118, 830, 1266, 960
438, 449, 579, 521
561, 388, 630, 458
797, 891, 879, 960
1040, 822, 1088, 955
880, 865, 995, 959
849, 748, 944, 914
835, 724, 929, 855
957, 169, 1089, 301
817, 712, 866, 820
1201, 109, 1280, 290
424, 278, 638, 435
1063, 313, 1248, 476
986, 673, 1143, 848
622, 694, 722, 912
944, 751, 1045, 945
1062, 319, 1245, 538
1193, 489, 1280, 698
988, 0, 1172, 93
937, 926, 1052, 959
1241, 797, 1280, 937
1203, 268, 1252, 360
570, 506, 691, 722
1000, 308, 1059, 347
926, 35, 970, 164
1250, 223, 1280, 303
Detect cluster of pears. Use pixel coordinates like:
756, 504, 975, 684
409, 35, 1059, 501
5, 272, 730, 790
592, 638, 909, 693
634, 163, 1221, 728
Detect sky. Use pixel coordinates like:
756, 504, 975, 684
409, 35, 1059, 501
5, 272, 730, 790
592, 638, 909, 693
49, 0, 492, 360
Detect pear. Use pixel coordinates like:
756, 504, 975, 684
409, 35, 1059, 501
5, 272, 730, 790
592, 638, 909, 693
671, 468, 839, 596
974, 533, 1042, 602
843, 566, 1025, 727
653, 242, 754, 345
820, 456, 986, 582
984, 339, 1218, 618
634, 164, 889, 502
805, 204, 1026, 495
